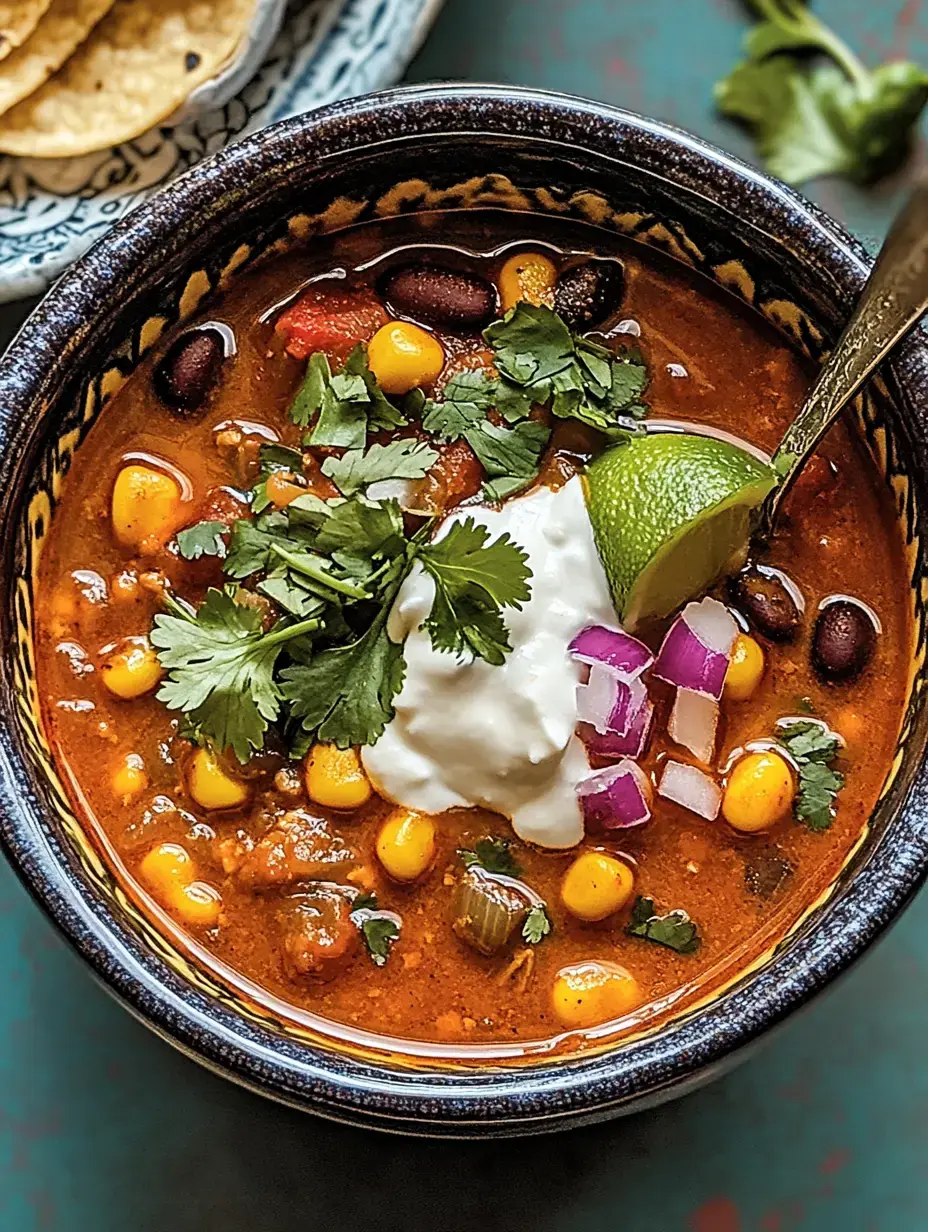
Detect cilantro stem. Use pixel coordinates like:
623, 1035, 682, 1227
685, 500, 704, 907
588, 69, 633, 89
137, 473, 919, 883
749, 0, 871, 91
270, 543, 371, 600
260, 616, 323, 649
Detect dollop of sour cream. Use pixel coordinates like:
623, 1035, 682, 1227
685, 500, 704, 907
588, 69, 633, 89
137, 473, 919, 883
361, 477, 616, 849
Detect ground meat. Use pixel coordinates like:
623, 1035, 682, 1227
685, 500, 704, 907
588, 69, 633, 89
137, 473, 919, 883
278, 887, 359, 979
234, 809, 356, 888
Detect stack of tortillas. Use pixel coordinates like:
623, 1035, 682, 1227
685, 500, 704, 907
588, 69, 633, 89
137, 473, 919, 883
0, 0, 257, 157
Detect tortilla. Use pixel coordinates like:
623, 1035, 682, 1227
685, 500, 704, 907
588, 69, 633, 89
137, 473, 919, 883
0, 0, 257, 158
0, 0, 117, 118
0, 1, 54, 62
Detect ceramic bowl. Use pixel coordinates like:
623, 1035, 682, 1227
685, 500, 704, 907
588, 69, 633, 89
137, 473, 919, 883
1, 84, 927, 1137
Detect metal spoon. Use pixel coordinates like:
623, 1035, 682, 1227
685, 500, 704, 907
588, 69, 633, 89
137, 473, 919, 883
759, 176, 928, 539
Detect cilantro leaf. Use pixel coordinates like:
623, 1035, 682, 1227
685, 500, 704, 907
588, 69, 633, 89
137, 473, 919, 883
458, 837, 522, 876
151, 588, 321, 762
313, 496, 406, 563
522, 904, 552, 945
484, 304, 649, 431
321, 438, 439, 496
467, 420, 550, 492
418, 518, 531, 665
288, 353, 332, 429
715, 0, 928, 185
626, 896, 701, 954
776, 718, 845, 830
257, 572, 327, 620
485, 303, 576, 387
348, 890, 401, 965
290, 345, 408, 448
175, 521, 227, 561
423, 380, 550, 498
281, 599, 407, 748
358, 916, 400, 966
225, 511, 316, 581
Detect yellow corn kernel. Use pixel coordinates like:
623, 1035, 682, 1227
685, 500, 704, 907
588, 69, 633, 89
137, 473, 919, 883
140, 841, 191, 891
305, 743, 372, 810
139, 842, 220, 928
722, 751, 794, 833
99, 636, 162, 699
171, 881, 222, 928
552, 961, 641, 1030
561, 851, 634, 922
499, 251, 557, 312
367, 321, 445, 394
376, 809, 436, 883
187, 747, 250, 811
725, 634, 766, 702
111, 753, 148, 801
111, 464, 182, 553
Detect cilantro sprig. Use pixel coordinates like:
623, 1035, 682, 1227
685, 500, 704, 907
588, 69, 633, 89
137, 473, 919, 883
321, 437, 439, 496
715, 0, 928, 185
152, 490, 532, 756
626, 896, 701, 954
151, 588, 321, 762
458, 837, 522, 877
420, 305, 648, 500
776, 718, 845, 831
290, 346, 407, 447
350, 892, 400, 966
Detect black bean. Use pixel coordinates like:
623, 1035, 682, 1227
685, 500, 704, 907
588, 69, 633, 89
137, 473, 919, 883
554, 259, 625, 331
728, 564, 802, 642
382, 264, 497, 331
811, 600, 877, 682
744, 848, 794, 899
154, 327, 227, 413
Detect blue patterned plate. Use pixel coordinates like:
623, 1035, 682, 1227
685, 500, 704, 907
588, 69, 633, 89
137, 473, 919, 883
0, 0, 443, 302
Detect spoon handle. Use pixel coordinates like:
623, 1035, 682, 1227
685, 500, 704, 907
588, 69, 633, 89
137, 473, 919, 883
763, 176, 928, 534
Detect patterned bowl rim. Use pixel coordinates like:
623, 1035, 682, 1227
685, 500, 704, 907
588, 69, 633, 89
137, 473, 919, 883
1, 83, 928, 1136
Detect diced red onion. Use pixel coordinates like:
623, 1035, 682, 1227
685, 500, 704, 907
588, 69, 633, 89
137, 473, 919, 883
658, 760, 721, 821
577, 759, 652, 830
576, 664, 647, 736
569, 624, 653, 680
651, 597, 737, 700
668, 689, 719, 764
580, 698, 654, 760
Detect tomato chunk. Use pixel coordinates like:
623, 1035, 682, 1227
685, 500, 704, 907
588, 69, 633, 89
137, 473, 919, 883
275, 286, 388, 360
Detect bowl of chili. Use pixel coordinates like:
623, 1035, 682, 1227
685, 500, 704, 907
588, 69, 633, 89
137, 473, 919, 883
0, 84, 926, 1135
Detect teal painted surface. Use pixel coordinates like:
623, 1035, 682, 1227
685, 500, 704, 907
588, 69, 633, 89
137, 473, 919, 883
3, 2, 928, 1228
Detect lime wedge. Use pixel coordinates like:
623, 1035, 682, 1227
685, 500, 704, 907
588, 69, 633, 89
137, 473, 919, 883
583, 433, 778, 630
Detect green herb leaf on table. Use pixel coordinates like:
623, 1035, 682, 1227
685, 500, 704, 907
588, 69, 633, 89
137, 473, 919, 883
626, 895, 701, 954
458, 837, 523, 877
715, 0, 928, 186
522, 904, 552, 945
175, 520, 228, 561
151, 588, 321, 763
776, 718, 845, 831
321, 437, 439, 496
